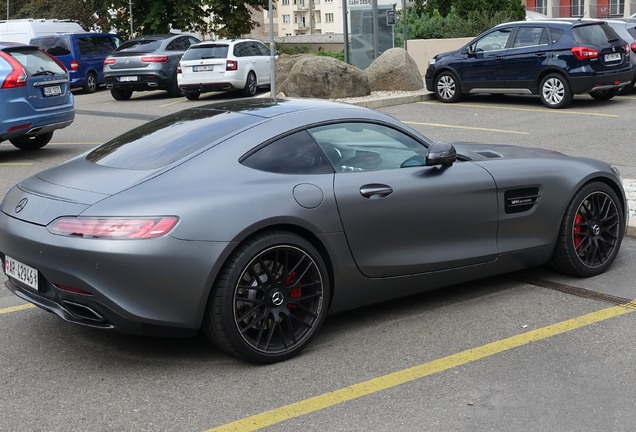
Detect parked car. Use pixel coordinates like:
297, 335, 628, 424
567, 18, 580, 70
30, 33, 123, 93
0, 98, 627, 363
425, 19, 634, 108
0, 18, 84, 44
0, 42, 74, 150
177, 38, 272, 100
603, 19, 636, 94
103, 34, 200, 100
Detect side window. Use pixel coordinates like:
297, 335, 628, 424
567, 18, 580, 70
78, 37, 98, 54
42, 38, 71, 56
241, 130, 334, 174
307, 123, 428, 172
474, 29, 512, 52
549, 27, 565, 43
234, 42, 248, 57
256, 41, 271, 56
512, 27, 549, 48
167, 37, 189, 51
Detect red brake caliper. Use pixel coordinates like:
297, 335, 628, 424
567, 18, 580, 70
573, 212, 583, 252
286, 272, 301, 309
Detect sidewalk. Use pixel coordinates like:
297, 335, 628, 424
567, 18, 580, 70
342, 90, 636, 238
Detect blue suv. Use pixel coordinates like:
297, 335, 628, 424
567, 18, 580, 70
0, 42, 74, 150
425, 19, 634, 108
30, 33, 122, 93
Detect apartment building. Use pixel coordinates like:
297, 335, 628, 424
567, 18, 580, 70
524, 0, 634, 18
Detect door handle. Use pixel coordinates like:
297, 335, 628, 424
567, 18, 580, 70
360, 184, 393, 199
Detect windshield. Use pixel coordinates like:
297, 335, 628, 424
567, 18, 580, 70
182, 45, 229, 60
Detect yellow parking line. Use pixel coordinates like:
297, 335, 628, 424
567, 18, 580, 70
0, 303, 35, 314
48, 142, 101, 145
403, 120, 528, 135
417, 101, 620, 117
204, 303, 635, 432
159, 100, 187, 108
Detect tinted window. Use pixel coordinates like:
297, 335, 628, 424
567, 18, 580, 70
6, 48, 66, 74
86, 110, 260, 170
116, 39, 163, 53
242, 130, 334, 174
307, 123, 427, 172
513, 27, 549, 47
549, 27, 565, 43
573, 23, 620, 46
166, 37, 191, 51
31, 37, 71, 56
182, 44, 229, 60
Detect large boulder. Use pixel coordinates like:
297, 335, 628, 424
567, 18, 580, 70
364, 48, 424, 92
277, 54, 371, 99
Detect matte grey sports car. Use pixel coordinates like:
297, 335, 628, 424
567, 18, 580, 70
0, 98, 627, 363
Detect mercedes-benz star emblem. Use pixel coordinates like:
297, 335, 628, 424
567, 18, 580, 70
271, 291, 284, 306
15, 198, 28, 213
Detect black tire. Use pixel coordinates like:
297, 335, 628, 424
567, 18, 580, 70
204, 231, 330, 363
617, 81, 634, 96
434, 71, 462, 103
550, 182, 624, 277
589, 88, 618, 101
539, 73, 573, 108
10, 132, 53, 150
184, 91, 200, 100
166, 73, 184, 97
242, 71, 257, 97
110, 87, 132, 101
83, 72, 98, 93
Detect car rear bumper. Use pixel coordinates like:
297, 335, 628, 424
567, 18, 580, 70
179, 82, 241, 93
104, 71, 172, 91
0, 98, 75, 141
568, 67, 635, 93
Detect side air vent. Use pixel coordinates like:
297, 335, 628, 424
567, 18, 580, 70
504, 187, 540, 214
474, 150, 503, 159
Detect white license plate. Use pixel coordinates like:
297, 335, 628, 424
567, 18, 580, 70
193, 65, 214, 72
43, 85, 62, 96
119, 76, 138, 82
4, 255, 38, 291
604, 53, 621, 62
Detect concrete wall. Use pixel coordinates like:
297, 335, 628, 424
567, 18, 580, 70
406, 37, 472, 76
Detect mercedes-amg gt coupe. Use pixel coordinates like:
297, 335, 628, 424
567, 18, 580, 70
0, 98, 627, 363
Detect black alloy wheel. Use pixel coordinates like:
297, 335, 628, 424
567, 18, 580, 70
242, 71, 257, 97
83, 72, 98, 93
550, 182, 624, 277
205, 231, 329, 363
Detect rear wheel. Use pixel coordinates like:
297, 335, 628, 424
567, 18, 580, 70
242, 71, 257, 97
83, 72, 98, 93
550, 182, 624, 277
589, 88, 618, 101
166, 74, 184, 97
204, 231, 330, 363
184, 91, 200, 100
10, 132, 53, 150
434, 71, 462, 103
110, 88, 133, 100
539, 73, 573, 108
618, 81, 634, 96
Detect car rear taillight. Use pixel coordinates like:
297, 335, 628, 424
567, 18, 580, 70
226, 60, 238, 71
0, 51, 27, 89
176, 63, 182, 74
70, 60, 79, 70
104, 57, 116, 65
631, 43, 636, 54
571, 46, 599, 60
47, 217, 179, 239
141, 55, 169, 63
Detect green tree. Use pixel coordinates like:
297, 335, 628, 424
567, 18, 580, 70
13, 0, 111, 31
453, 0, 525, 20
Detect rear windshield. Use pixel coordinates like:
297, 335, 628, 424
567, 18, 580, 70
86, 109, 260, 170
4, 47, 66, 75
30, 37, 71, 56
573, 23, 621, 46
115, 39, 163, 53
182, 44, 229, 60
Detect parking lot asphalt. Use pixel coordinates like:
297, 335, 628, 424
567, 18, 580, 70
341, 90, 636, 238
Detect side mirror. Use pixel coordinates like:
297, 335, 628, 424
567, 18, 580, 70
426, 141, 456, 167
465, 44, 476, 57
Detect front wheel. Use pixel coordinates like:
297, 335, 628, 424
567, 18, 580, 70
204, 231, 330, 363
550, 182, 624, 277
589, 88, 617, 101
10, 132, 53, 150
434, 71, 462, 103
539, 73, 573, 108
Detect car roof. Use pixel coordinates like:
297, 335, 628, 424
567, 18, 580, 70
496, 18, 610, 28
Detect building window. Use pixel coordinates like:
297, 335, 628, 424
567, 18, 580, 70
325, 13, 334, 23
535, 0, 547, 15
324, 0, 333, 2
282, 0, 289, 5
571, 0, 584, 16
282, 14, 290, 24
610, 0, 624, 16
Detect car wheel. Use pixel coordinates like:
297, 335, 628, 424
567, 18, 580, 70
589, 88, 618, 101
539, 73, 573, 108
242, 71, 257, 97
184, 91, 200, 100
550, 182, 624, 277
110, 88, 133, 101
9, 132, 54, 150
166, 74, 184, 97
617, 81, 634, 96
204, 231, 330, 363
434, 71, 462, 103
83, 72, 98, 93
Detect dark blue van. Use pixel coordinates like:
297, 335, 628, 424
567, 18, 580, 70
30, 33, 122, 93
